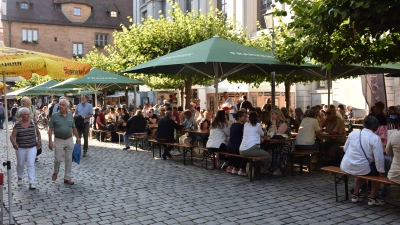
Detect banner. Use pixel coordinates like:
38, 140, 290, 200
361, 74, 387, 112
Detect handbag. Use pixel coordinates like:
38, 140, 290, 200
359, 129, 378, 176
32, 119, 42, 156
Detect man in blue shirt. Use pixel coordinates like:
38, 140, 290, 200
74, 95, 93, 157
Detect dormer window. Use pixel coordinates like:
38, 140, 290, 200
74, 7, 81, 16
110, 11, 117, 17
21, 3, 29, 9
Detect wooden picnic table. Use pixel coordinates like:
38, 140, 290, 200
317, 133, 346, 140
181, 128, 210, 135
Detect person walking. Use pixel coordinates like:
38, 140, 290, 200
74, 95, 93, 157
10, 107, 41, 190
48, 99, 80, 185
10, 104, 18, 127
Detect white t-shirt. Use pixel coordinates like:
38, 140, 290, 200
240, 122, 264, 151
295, 117, 320, 145
206, 125, 230, 149
340, 129, 385, 175
223, 97, 235, 114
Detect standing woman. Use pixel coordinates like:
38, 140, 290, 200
10, 107, 41, 190
15, 97, 37, 121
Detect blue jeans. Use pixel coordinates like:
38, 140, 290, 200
384, 155, 393, 176
123, 132, 133, 147
0, 114, 4, 128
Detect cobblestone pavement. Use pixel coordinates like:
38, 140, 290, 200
0, 128, 400, 225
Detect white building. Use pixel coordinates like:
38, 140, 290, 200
134, 0, 400, 113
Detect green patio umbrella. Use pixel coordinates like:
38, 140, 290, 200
282, 62, 400, 104
18, 79, 74, 98
122, 35, 317, 108
57, 90, 103, 96
52, 68, 145, 107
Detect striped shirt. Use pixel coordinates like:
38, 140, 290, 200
13, 121, 37, 148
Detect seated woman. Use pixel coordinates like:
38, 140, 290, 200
179, 110, 199, 145
340, 116, 385, 205
263, 108, 294, 175
295, 109, 321, 150
206, 110, 230, 167
239, 111, 270, 160
386, 130, 400, 184
226, 111, 247, 176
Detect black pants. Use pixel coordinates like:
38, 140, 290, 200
208, 143, 227, 160
227, 146, 246, 169
156, 138, 175, 155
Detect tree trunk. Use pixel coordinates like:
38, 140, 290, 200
180, 88, 185, 107
103, 89, 107, 107
285, 81, 291, 109
184, 76, 192, 109
124, 88, 129, 107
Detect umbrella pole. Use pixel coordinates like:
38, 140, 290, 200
271, 71, 276, 108
214, 63, 219, 110
327, 70, 331, 106
2, 71, 14, 225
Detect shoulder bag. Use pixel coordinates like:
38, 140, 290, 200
31, 119, 42, 156
359, 129, 378, 175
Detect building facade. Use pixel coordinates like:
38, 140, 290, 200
1, 0, 133, 59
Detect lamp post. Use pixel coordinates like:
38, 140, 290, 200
264, 4, 276, 108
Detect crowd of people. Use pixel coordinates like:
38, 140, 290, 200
5, 93, 400, 205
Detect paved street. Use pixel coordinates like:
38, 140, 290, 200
0, 128, 400, 225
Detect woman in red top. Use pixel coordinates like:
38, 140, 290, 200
96, 108, 107, 130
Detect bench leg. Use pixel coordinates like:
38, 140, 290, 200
334, 174, 349, 202
290, 155, 294, 176
205, 151, 208, 170
152, 143, 155, 158
159, 144, 162, 158
190, 148, 193, 165
299, 156, 304, 175
183, 147, 186, 165
249, 160, 253, 182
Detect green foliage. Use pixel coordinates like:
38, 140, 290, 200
279, 0, 400, 66
12, 74, 52, 90
81, 1, 250, 90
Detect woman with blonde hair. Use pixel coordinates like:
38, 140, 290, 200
15, 97, 37, 121
264, 108, 294, 175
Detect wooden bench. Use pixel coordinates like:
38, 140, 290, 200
200, 148, 270, 182
128, 133, 147, 151
148, 139, 196, 165
289, 150, 320, 175
321, 166, 400, 202
92, 129, 110, 142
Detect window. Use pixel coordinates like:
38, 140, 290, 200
74, 7, 81, 16
73, 43, 83, 58
141, 0, 146, 5
186, 0, 192, 12
257, 0, 273, 30
142, 10, 147, 20
217, 0, 227, 18
95, 34, 108, 47
21, 3, 29, 9
317, 80, 332, 89
110, 11, 117, 17
22, 29, 38, 42
252, 95, 257, 107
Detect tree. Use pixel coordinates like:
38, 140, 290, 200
279, 0, 400, 67
81, 1, 249, 109
12, 74, 52, 90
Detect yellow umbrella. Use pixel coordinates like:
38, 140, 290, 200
0, 46, 91, 224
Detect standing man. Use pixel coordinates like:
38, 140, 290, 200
222, 92, 234, 120
238, 95, 254, 111
48, 99, 80, 185
74, 95, 93, 157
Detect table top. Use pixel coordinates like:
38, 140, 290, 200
318, 133, 346, 140
265, 137, 296, 144
182, 128, 210, 134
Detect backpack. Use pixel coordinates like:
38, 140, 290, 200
74, 115, 85, 130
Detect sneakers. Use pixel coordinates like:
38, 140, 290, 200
123, 146, 130, 150
231, 169, 238, 174
29, 184, 36, 190
226, 166, 233, 173
368, 198, 385, 205
52, 173, 57, 181
238, 169, 247, 176
17, 179, 22, 186
351, 194, 363, 202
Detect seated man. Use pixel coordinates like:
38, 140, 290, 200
156, 110, 184, 159
320, 105, 346, 166
123, 110, 147, 150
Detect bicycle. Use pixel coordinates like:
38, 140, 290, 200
36, 110, 49, 131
